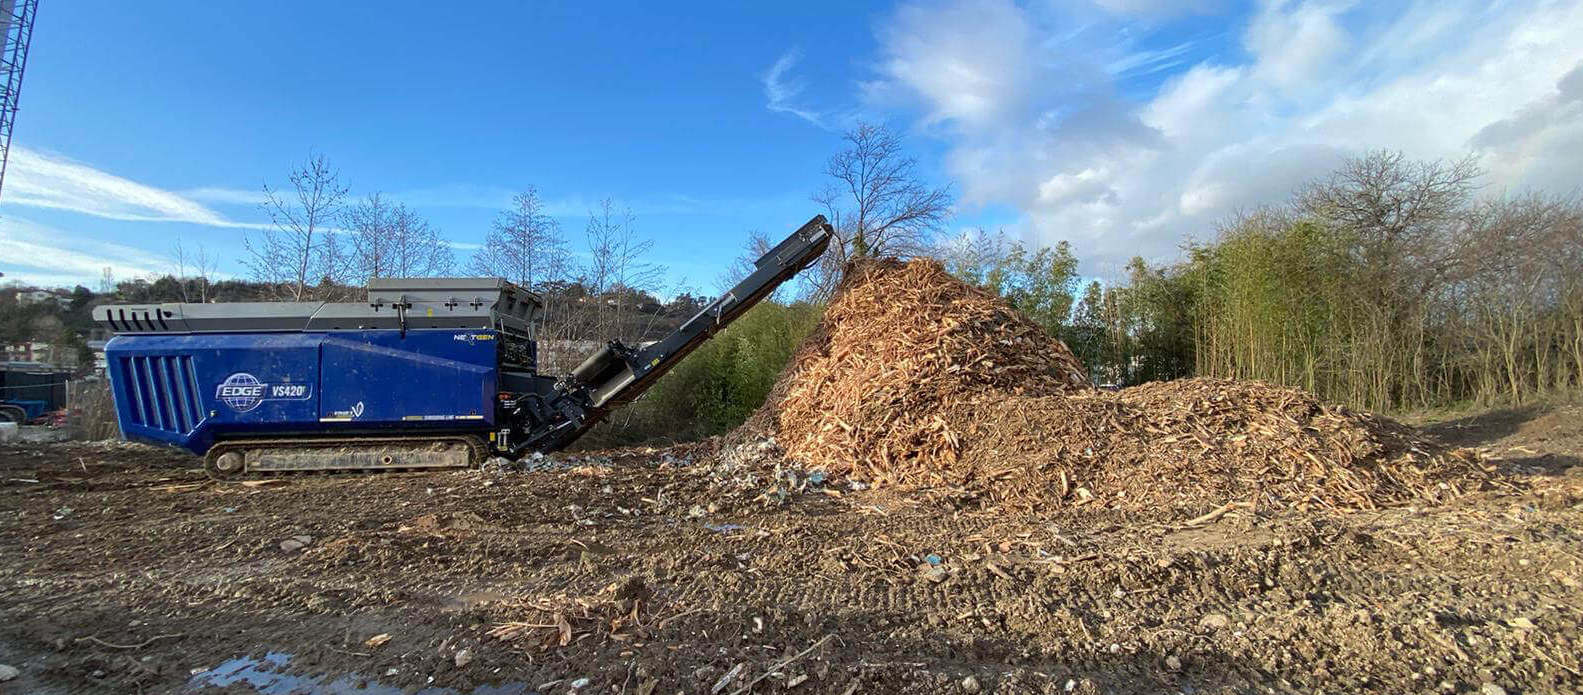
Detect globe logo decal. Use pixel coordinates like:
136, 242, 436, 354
216, 373, 267, 412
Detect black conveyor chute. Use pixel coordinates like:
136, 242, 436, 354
517, 215, 833, 454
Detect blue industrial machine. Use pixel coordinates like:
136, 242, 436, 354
0, 363, 69, 423
95, 217, 832, 478
0, 398, 46, 423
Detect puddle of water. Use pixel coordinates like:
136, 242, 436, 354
188, 651, 530, 695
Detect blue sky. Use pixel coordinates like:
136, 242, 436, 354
3, 0, 1581, 292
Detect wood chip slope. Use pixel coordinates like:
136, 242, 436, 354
765, 258, 1489, 513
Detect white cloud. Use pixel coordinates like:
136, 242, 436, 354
762, 48, 830, 128
1141, 64, 1244, 140
1038, 167, 1118, 207
877, 0, 1038, 130
4, 147, 268, 229
182, 186, 270, 206
1105, 40, 1202, 79
1093, 0, 1224, 18
867, 0, 1583, 274
0, 217, 168, 288
1470, 63, 1583, 189
1244, 0, 1352, 90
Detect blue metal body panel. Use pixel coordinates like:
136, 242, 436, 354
104, 329, 499, 455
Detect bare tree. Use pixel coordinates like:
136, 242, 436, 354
715, 230, 773, 295
170, 239, 219, 302
385, 204, 453, 278
1292, 150, 1482, 407
469, 188, 569, 337
319, 229, 352, 300
811, 122, 952, 297
1297, 150, 1482, 296
344, 192, 395, 280
1451, 192, 1583, 402
468, 187, 567, 290
344, 193, 453, 282
584, 199, 666, 341
245, 153, 350, 301
584, 198, 622, 302
611, 223, 666, 342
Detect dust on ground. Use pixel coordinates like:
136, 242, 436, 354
1, 411, 1581, 694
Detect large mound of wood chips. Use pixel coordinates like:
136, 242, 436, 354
764, 258, 1489, 512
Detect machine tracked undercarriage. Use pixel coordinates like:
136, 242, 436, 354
95, 217, 832, 479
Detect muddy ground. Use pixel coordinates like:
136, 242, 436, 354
2, 405, 1582, 694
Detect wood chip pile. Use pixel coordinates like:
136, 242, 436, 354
761, 258, 1490, 513
770, 258, 1089, 481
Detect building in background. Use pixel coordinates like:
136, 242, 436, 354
14, 288, 68, 306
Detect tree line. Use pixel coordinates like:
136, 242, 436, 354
938, 151, 1583, 412
224, 153, 677, 345
1180, 152, 1582, 410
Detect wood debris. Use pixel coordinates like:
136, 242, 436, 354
749, 258, 1491, 515
489, 577, 655, 651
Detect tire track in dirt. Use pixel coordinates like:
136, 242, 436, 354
4, 442, 1581, 693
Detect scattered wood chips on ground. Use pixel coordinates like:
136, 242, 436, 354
489, 577, 654, 651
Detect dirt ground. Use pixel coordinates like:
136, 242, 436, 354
2, 405, 1582, 694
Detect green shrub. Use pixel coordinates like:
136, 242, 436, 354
573, 301, 822, 448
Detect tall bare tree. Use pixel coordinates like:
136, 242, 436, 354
344, 193, 453, 282
468, 188, 565, 289
385, 203, 453, 279
245, 153, 350, 301
583, 198, 623, 303
468, 188, 569, 337
170, 239, 218, 302
584, 198, 666, 341
1296, 150, 1482, 407
1453, 193, 1583, 402
811, 122, 952, 297
1298, 150, 1481, 295
344, 192, 393, 280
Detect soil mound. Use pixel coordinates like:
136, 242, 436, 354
756, 258, 1490, 513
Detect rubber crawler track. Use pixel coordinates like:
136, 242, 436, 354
202, 435, 489, 481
